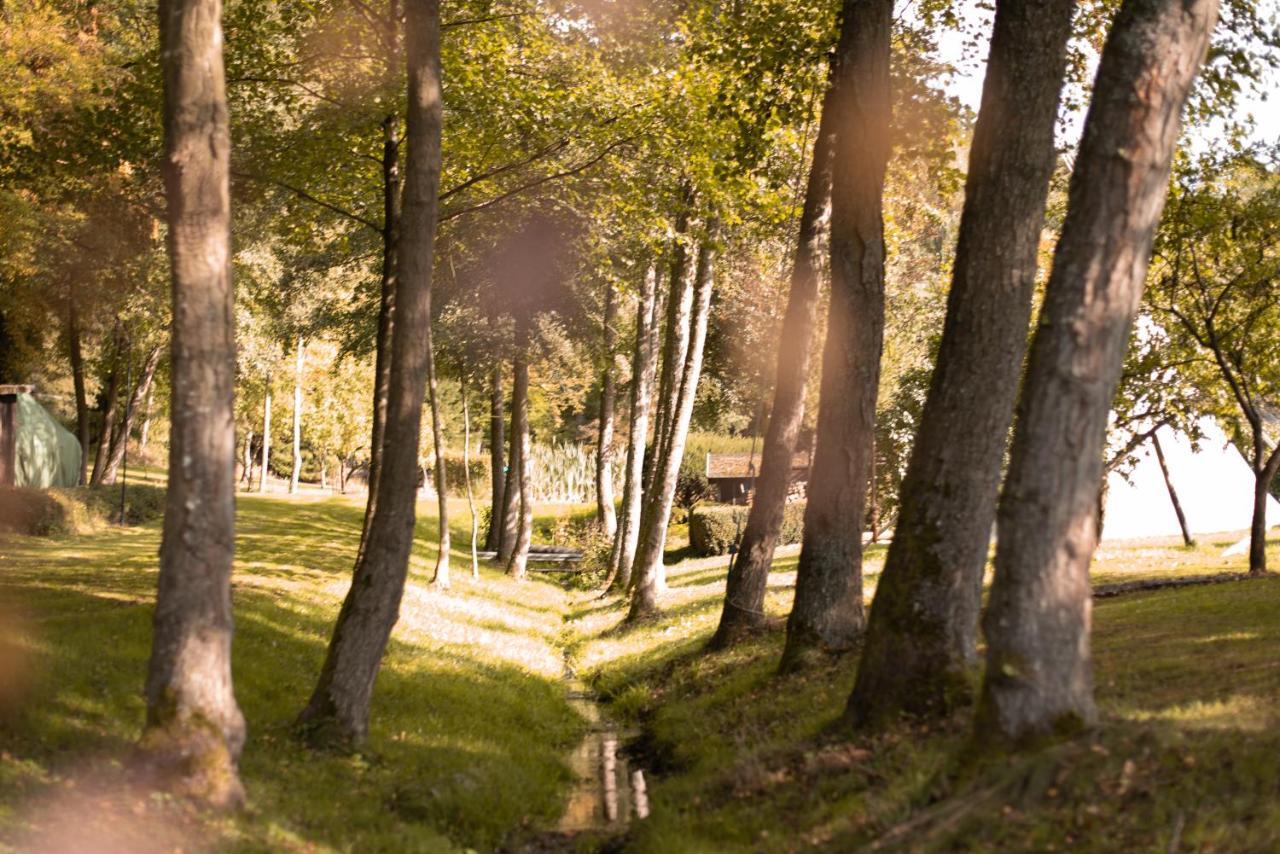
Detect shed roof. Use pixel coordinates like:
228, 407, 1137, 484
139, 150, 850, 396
706, 451, 811, 480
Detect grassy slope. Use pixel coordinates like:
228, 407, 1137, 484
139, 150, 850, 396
0, 495, 584, 851
573, 533, 1280, 851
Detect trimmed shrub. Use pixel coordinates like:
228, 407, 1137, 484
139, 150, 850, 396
688, 502, 806, 557
0, 484, 167, 537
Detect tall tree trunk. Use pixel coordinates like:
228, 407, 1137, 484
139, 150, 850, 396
362, 2, 403, 546
497, 368, 522, 563
144, 0, 245, 806
847, 0, 1075, 724
1152, 432, 1195, 547
427, 320, 450, 588
258, 384, 271, 493
781, 0, 893, 671
89, 328, 124, 486
976, 0, 1217, 746
101, 344, 163, 485
1249, 440, 1280, 575
68, 297, 90, 484
505, 335, 533, 579
296, 0, 442, 749
462, 384, 479, 579
606, 264, 660, 593
596, 280, 619, 538
484, 364, 505, 550
290, 337, 304, 494
628, 230, 716, 621
139, 381, 155, 456
711, 79, 835, 649
241, 430, 254, 488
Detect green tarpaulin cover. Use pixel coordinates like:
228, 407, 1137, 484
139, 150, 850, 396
15, 393, 82, 488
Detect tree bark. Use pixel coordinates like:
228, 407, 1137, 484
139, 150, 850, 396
101, 343, 163, 485
462, 384, 479, 579
1249, 442, 1280, 574
426, 319, 449, 588
497, 366, 522, 563
781, 0, 893, 670
505, 334, 533, 579
89, 327, 124, 486
241, 430, 254, 488
139, 381, 155, 456
362, 2, 403, 539
144, 0, 245, 807
606, 264, 659, 593
1152, 431, 1195, 547
290, 337, 304, 494
595, 280, 618, 538
484, 364, 505, 550
846, 0, 1075, 723
296, 0, 441, 749
711, 79, 835, 649
68, 297, 90, 484
258, 384, 271, 492
976, 0, 1217, 746
628, 229, 716, 621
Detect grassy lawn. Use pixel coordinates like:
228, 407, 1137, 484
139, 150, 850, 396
0, 495, 584, 851
4, 488, 1279, 851
571, 531, 1280, 851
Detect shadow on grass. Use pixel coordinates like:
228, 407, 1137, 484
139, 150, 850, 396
0, 495, 585, 851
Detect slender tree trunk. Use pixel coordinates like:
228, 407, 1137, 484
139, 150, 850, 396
506, 335, 533, 579
484, 364, 505, 550
1152, 432, 1195, 547
427, 321, 449, 588
290, 337, 304, 494
976, 0, 1217, 746
463, 385, 479, 579
712, 82, 835, 648
258, 384, 271, 493
628, 230, 717, 621
362, 2, 403, 540
606, 264, 660, 593
139, 381, 154, 456
320, 459, 327, 490
144, 0, 245, 806
101, 344, 163, 485
90, 329, 124, 486
241, 430, 254, 488
596, 281, 619, 537
497, 369, 522, 563
847, 0, 1075, 723
781, 0, 893, 671
296, 0, 442, 749
1249, 441, 1280, 575
646, 191, 695, 501
68, 298, 90, 483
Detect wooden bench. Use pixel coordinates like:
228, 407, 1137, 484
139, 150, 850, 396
475, 549, 585, 572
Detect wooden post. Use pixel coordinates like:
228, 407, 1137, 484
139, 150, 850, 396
0, 385, 34, 488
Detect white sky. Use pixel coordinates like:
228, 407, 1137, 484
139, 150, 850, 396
930, 0, 1280, 150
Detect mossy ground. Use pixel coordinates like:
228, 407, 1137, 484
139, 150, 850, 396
572, 531, 1280, 851
4, 488, 1279, 851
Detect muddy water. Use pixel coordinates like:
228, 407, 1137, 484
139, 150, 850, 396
557, 678, 648, 833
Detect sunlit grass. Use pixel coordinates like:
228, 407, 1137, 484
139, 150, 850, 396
0, 494, 585, 851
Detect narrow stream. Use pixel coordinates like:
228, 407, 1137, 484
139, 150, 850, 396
557, 673, 649, 834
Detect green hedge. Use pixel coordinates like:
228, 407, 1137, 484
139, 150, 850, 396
0, 484, 167, 537
688, 501, 806, 556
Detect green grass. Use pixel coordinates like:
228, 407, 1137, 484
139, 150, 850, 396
0, 495, 585, 851
5, 486, 1280, 851
570, 531, 1280, 851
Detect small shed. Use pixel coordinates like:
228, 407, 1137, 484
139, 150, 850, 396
0, 386, 83, 488
705, 450, 811, 505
